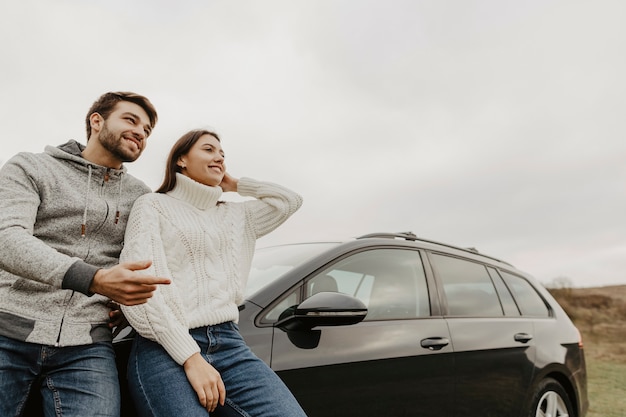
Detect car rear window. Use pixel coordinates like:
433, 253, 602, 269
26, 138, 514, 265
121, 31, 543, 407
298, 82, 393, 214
499, 271, 550, 317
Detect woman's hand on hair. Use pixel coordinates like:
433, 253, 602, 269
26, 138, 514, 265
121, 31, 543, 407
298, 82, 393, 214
219, 171, 239, 192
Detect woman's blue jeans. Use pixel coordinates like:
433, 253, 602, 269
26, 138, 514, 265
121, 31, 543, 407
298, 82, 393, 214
0, 334, 120, 417
128, 322, 307, 417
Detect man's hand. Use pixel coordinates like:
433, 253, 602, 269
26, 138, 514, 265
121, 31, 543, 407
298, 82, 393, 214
90, 260, 170, 306
106, 301, 129, 337
184, 353, 226, 413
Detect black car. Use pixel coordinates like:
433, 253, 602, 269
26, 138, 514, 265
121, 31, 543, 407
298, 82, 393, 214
29, 232, 589, 417
236, 232, 588, 417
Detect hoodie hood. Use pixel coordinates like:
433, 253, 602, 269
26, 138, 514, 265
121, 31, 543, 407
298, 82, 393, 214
45, 140, 128, 175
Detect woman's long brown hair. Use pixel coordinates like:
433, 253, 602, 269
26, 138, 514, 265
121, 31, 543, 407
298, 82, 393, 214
155, 129, 221, 194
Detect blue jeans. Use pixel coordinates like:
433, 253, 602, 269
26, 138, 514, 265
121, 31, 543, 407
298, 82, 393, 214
0, 334, 120, 417
128, 322, 307, 417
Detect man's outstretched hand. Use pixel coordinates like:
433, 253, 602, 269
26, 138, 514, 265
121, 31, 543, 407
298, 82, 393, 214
90, 260, 170, 306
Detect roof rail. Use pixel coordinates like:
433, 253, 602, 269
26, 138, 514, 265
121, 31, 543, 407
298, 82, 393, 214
356, 232, 512, 266
357, 232, 418, 241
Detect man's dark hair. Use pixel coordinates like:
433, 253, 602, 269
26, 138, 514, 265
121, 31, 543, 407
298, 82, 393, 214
85, 92, 158, 139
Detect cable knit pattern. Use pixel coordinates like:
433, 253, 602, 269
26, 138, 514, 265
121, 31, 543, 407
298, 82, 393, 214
120, 173, 302, 365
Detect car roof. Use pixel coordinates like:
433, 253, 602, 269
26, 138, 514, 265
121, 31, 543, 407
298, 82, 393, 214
354, 232, 513, 267
267, 231, 514, 269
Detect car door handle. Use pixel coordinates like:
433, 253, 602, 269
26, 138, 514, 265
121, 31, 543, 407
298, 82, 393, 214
420, 337, 450, 351
514, 333, 533, 343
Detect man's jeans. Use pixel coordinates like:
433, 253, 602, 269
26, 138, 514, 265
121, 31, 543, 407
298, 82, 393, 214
0, 334, 120, 417
128, 322, 307, 417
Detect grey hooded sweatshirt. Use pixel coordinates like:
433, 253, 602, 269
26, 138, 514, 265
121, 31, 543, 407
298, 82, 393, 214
0, 140, 150, 346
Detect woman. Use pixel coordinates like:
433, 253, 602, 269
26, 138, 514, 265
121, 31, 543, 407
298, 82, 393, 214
120, 129, 306, 416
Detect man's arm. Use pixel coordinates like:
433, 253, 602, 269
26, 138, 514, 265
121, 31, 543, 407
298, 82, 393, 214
89, 260, 170, 306
61, 257, 169, 305
0, 154, 78, 287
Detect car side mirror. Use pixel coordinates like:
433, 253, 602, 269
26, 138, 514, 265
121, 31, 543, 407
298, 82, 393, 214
275, 292, 368, 349
275, 291, 368, 332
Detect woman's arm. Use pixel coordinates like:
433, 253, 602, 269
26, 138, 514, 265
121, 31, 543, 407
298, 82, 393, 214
236, 177, 303, 239
119, 196, 201, 365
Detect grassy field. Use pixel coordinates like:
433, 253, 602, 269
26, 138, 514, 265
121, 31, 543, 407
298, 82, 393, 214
549, 285, 626, 417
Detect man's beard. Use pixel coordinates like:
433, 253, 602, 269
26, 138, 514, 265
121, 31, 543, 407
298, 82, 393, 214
99, 123, 141, 163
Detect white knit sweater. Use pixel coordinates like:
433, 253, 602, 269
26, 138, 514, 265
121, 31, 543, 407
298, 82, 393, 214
120, 173, 302, 365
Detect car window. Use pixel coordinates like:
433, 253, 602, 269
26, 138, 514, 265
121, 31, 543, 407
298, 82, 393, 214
263, 249, 430, 322
487, 267, 521, 316
499, 271, 550, 317
264, 291, 299, 322
305, 248, 431, 321
430, 253, 504, 317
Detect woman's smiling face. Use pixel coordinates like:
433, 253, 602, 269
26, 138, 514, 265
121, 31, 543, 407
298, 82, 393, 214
178, 134, 225, 187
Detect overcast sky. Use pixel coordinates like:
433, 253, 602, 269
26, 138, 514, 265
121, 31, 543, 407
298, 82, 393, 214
1, 0, 624, 288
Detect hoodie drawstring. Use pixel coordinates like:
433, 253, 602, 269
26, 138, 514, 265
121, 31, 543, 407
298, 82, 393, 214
115, 173, 124, 224
81, 166, 92, 237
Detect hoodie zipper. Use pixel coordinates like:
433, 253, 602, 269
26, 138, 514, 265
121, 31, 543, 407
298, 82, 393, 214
82, 167, 122, 236
60, 168, 115, 344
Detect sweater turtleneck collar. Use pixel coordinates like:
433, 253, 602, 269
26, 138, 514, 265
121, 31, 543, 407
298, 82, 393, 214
167, 173, 223, 210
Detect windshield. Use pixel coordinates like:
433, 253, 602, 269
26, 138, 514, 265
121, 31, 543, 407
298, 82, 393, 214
246, 242, 339, 296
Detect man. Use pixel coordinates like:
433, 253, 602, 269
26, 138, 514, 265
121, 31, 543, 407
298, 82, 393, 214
0, 92, 171, 417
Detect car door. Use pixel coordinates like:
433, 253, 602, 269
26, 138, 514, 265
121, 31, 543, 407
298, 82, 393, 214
264, 248, 454, 417
428, 253, 535, 417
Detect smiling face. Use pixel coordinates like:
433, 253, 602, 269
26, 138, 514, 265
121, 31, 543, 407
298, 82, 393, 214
178, 134, 225, 187
88, 101, 153, 166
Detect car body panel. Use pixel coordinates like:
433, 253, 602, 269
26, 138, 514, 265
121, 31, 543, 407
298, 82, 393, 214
445, 317, 535, 416
266, 320, 454, 417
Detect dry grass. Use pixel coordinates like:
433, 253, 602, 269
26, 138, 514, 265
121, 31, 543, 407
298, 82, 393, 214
548, 285, 626, 416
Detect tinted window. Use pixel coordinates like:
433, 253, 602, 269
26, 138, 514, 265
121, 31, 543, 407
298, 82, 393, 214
264, 291, 299, 322
305, 248, 430, 320
487, 267, 521, 316
430, 254, 503, 317
499, 271, 550, 317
